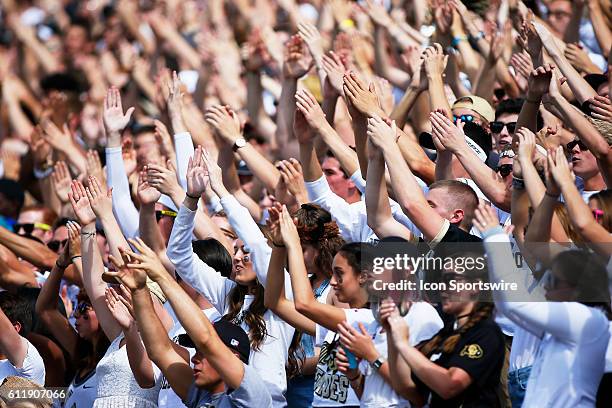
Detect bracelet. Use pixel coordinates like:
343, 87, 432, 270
512, 177, 525, 190
80, 231, 96, 238
451, 36, 468, 48
71, 255, 82, 262
185, 192, 200, 200
272, 242, 285, 248
347, 373, 361, 382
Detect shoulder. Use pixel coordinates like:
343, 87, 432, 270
460, 318, 505, 352
229, 364, 272, 407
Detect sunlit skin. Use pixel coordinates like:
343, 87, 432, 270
232, 239, 257, 285
321, 157, 359, 204
426, 188, 466, 227
329, 252, 367, 306
74, 305, 101, 340
191, 349, 244, 392
16, 209, 53, 243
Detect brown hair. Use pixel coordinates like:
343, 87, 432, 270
294, 204, 345, 278
19, 205, 58, 227
553, 204, 583, 244
224, 283, 268, 351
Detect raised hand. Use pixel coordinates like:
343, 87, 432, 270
186, 146, 208, 198
564, 43, 599, 74
146, 161, 182, 197
293, 108, 316, 145
85, 176, 113, 219
105, 286, 134, 330
124, 237, 169, 283
527, 64, 554, 99
364, 0, 392, 26
473, 202, 502, 235
366, 115, 397, 150
86, 150, 106, 186
516, 127, 537, 164
387, 312, 410, 345
378, 298, 399, 332
106, 249, 148, 292
297, 22, 324, 66
66, 220, 81, 260
204, 105, 242, 144
266, 202, 284, 246
343, 72, 383, 117
69, 180, 96, 226
201, 148, 224, 194
52, 161, 72, 204
295, 89, 327, 131
103, 87, 135, 135
40, 120, 72, 152
510, 51, 534, 79
335, 346, 360, 379
279, 205, 300, 250
422, 43, 448, 80
322, 51, 346, 97
588, 95, 612, 123
277, 159, 308, 204
282, 35, 314, 79
429, 110, 467, 154
547, 145, 574, 191
166, 70, 183, 118
519, 13, 542, 61
137, 169, 161, 205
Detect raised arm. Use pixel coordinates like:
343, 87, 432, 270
368, 117, 446, 242
102, 87, 139, 239
0, 305, 28, 369
587, 0, 612, 58
279, 206, 347, 331
69, 180, 122, 341
366, 139, 413, 240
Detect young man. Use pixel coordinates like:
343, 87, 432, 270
106, 239, 272, 408
0, 292, 45, 385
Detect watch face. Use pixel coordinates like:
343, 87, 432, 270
235, 138, 246, 148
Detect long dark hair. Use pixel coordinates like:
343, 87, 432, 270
74, 292, 110, 373
224, 282, 269, 351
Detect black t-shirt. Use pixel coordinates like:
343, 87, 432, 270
439, 224, 482, 244
413, 317, 504, 408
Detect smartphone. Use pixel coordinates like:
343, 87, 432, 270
342, 346, 359, 370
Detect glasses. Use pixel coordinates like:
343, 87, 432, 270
47, 239, 68, 252
74, 303, 92, 319
13, 222, 52, 235
548, 10, 572, 19
592, 209, 604, 221
490, 121, 517, 134
496, 164, 513, 177
494, 88, 506, 100
155, 210, 177, 222
566, 140, 588, 151
453, 114, 475, 124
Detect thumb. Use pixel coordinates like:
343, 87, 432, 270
358, 323, 368, 335
125, 107, 135, 120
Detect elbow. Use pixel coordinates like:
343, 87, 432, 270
135, 375, 156, 389
437, 379, 467, 400
294, 298, 313, 315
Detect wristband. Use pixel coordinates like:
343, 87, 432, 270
272, 242, 285, 248
512, 177, 525, 190
185, 192, 200, 200
81, 231, 96, 238
71, 255, 82, 262
481, 225, 505, 240
33, 166, 54, 180
451, 36, 468, 48
545, 191, 560, 199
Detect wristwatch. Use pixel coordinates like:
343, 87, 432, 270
370, 356, 387, 371
232, 137, 247, 152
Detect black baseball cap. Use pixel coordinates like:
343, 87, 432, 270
178, 320, 251, 364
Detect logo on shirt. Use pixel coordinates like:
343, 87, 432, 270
460, 344, 483, 359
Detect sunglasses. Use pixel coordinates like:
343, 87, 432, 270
592, 209, 604, 221
13, 222, 52, 235
453, 114, 475, 124
496, 164, 513, 177
74, 302, 92, 319
490, 121, 517, 134
566, 140, 588, 151
47, 239, 68, 252
494, 88, 506, 100
156, 210, 177, 222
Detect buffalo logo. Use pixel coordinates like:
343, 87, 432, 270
459, 344, 483, 359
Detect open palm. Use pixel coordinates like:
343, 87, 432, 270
103, 87, 134, 134
69, 181, 96, 225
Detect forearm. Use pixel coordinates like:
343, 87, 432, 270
132, 288, 174, 369
39, 175, 63, 217
299, 141, 324, 182
524, 194, 558, 244
588, 2, 612, 57
390, 86, 421, 129
387, 338, 423, 404
397, 135, 436, 185
455, 148, 510, 210
106, 147, 140, 239
238, 144, 280, 193
5, 99, 35, 141
548, 48, 597, 104
396, 343, 458, 398
516, 98, 542, 133
35, 263, 64, 314
473, 60, 497, 104
427, 75, 452, 115
139, 204, 167, 257
352, 115, 370, 179
173, 132, 195, 191
435, 150, 456, 181
246, 71, 264, 128
0, 309, 26, 366
0, 227, 57, 270
374, 26, 409, 87
125, 324, 156, 388
564, 4, 584, 44
520, 158, 546, 208
277, 78, 299, 149
318, 123, 360, 176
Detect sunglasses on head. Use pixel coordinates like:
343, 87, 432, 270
13, 222, 52, 235
47, 239, 68, 252
155, 210, 177, 222
453, 114, 475, 124
490, 121, 517, 134
74, 302, 92, 319
592, 209, 604, 221
496, 164, 513, 177
566, 140, 588, 151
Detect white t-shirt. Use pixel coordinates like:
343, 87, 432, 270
158, 308, 221, 408
0, 337, 45, 386
58, 369, 97, 408
348, 303, 443, 408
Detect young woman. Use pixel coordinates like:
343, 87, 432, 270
265, 206, 442, 407
35, 221, 109, 408
383, 248, 505, 407
476, 202, 611, 407
166, 147, 295, 406
70, 177, 172, 407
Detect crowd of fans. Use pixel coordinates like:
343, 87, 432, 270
0, 0, 611, 407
